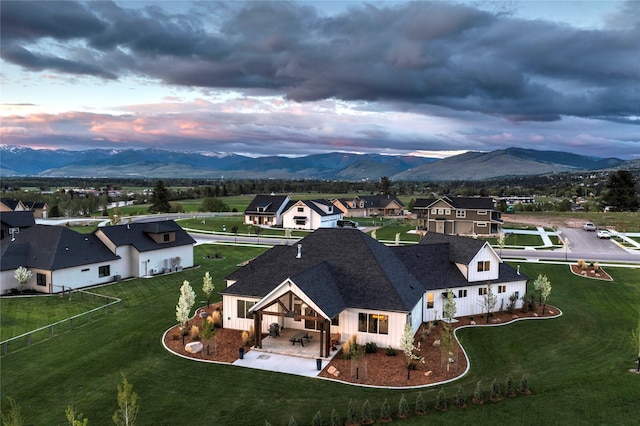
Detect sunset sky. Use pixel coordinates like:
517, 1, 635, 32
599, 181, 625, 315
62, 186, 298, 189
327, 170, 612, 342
1, 1, 639, 159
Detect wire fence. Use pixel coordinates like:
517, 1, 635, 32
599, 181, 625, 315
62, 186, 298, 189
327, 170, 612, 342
1, 288, 122, 356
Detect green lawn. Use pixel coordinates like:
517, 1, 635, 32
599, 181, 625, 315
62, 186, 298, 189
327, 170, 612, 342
1, 250, 639, 425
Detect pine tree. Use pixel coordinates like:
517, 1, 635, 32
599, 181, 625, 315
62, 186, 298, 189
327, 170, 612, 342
360, 400, 373, 424
330, 408, 341, 426
148, 180, 171, 213
415, 392, 426, 414
380, 398, 391, 420
602, 170, 639, 212
398, 394, 409, 417
311, 410, 322, 426
435, 388, 448, 411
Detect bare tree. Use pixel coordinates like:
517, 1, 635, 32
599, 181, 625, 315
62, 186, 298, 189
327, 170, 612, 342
479, 282, 497, 323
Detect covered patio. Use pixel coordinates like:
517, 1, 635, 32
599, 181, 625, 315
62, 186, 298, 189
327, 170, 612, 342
253, 328, 341, 359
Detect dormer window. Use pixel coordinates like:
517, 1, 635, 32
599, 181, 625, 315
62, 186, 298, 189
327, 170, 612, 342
297, 207, 304, 212
477, 260, 490, 272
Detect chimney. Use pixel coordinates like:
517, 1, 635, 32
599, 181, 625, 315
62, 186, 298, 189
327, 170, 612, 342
296, 244, 302, 259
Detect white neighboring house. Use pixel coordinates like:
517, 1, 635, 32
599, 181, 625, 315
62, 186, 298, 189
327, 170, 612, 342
0, 220, 195, 294
220, 229, 528, 358
244, 194, 291, 226
281, 199, 343, 230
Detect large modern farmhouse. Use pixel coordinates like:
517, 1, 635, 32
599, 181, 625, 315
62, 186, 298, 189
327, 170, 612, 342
220, 229, 527, 357
0, 220, 195, 294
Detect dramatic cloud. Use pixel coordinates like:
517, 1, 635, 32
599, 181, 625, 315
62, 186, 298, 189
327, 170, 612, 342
1, 0, 638, 159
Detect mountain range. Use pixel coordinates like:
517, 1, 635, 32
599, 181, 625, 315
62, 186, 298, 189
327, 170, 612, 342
0, 145, 635, 181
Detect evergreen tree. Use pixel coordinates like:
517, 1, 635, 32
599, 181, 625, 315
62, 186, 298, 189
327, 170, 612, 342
330, 408, 340, 426
360, 400, 373, 424
602, 170, 639, 212
148, 180, 171, 213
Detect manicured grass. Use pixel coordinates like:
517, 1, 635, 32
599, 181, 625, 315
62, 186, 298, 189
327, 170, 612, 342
0, 294, 108, 340
506, 211, 640, 232
1, 251, 639, 425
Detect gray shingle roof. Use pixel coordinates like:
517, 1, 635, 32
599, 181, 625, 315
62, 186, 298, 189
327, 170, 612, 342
98, 220, 195, 252
244, 195, 289, 215
222, 229, 526, 317
222, 228, 424, 314
1, 225, 120, 271
413, 196, 495, 210
1, 211, 36, 228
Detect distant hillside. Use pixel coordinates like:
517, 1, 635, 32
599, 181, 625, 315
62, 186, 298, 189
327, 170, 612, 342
0, 145, 630, 180
391, 148, 627, 180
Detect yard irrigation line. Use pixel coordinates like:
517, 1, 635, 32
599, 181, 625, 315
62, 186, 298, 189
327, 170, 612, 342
0, 289, 122, 355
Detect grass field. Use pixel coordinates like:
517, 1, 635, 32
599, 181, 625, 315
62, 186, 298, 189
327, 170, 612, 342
2, 247, 639, 425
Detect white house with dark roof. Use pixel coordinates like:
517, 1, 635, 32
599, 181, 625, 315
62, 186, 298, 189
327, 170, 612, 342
1, 220, 195, 294
281, 199, 343, 230
244, 194, 291, 226
220, 229, 527, 358
413, 196, 502, 235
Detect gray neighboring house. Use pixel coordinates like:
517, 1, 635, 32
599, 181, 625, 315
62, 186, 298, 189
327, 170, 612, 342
1, 220, 195, 294
413, 196, 502, 235
221, 228, 527, 358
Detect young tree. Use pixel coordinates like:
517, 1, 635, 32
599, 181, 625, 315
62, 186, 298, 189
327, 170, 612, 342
480, 283, 498, 323
1, 397, 25, 426
65, 405, 88, 426
14, 266, 32, 294
176, 280, 196, 333
231, 225, 239, 243
400, 324, 425, 379
497, 232, 505, 256
202, 271, 214, 308
631, 316, 640, 372
148, 180, 171, 213
112, 373, 138, 426
534, 274, 552, 314
602, 170, 639, 212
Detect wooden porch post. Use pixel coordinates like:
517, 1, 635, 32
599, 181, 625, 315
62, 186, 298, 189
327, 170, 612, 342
319, 319, 324, 358
254, 312, 262, 349
324, 319, 330, 357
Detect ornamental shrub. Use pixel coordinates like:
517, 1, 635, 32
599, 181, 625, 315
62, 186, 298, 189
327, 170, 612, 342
455, 386, 467, 406
312, 410, 322, 426
505, 375, 515, 396
473, 381, 484, 403
346, 399, 357, 423
360, 400, 373, 423
386, 346, 397, 356
398, 394, 409, 417
415, 392, 426, 414
380, 398, 391, 420
490, 378, 501, 400
435, 388, 448, 411
330, 408, 340, 426
365, 342, 378, 354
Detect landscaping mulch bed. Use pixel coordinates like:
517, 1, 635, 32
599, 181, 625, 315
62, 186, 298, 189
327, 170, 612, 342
569, 265, 613, 281
164, 303, 560, 387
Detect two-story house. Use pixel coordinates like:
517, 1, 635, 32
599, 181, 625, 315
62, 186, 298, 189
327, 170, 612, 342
332, 195, 404, 218
220, 229, 526, 358
413, 196, 502, 235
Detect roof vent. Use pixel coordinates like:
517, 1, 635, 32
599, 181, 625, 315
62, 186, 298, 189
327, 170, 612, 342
127, 224, 130, 230
296, 244, 302, 259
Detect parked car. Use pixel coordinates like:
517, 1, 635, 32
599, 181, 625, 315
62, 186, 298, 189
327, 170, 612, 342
596, 229, 611, 239
337, 220, 357, 228
583, 222, 596, 231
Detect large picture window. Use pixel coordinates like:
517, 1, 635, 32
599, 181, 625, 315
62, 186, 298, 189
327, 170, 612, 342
237, 299, 255, 319
98, 265, 110, 278
358, 313, 389, 334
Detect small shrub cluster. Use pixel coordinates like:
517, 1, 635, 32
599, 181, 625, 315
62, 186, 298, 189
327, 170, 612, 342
365, 342, 378, 354
385, 346, 397, 356
189, 325, 200, 340
342, 335, 362, 360
210, 310, 222, 328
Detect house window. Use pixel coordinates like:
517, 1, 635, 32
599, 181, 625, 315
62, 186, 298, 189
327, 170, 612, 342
478, 210, 488, 215
477, 261, 490, 272
438, 208, 444, 214
163, 233, 170, 242
294, 302, 302, 322
331, 316, 339, 326
431, 208, 437, 214
295, 218, 306, 226
456, 210, 466, 218
445, 209, 451, 215
477, 223, 487, 227
478, 287, 488, 296
458, 289, 467, 298
99, 265, 110, 278
498, 285, 506, 293
297, 207, 304, 212
358, 313, 389, 335
426, 292, 434, 309
237, 300, 255, 319
37, 273, 46, 287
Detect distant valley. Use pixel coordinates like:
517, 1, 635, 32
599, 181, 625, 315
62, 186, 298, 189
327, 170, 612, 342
0, 145, 636, 181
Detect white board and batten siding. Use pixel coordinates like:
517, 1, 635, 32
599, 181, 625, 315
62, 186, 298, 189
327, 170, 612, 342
467, 244, 500, 282
333, 308, 408, 349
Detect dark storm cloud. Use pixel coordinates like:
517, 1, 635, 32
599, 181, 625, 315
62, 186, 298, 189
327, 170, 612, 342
2, 0, 638, 122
